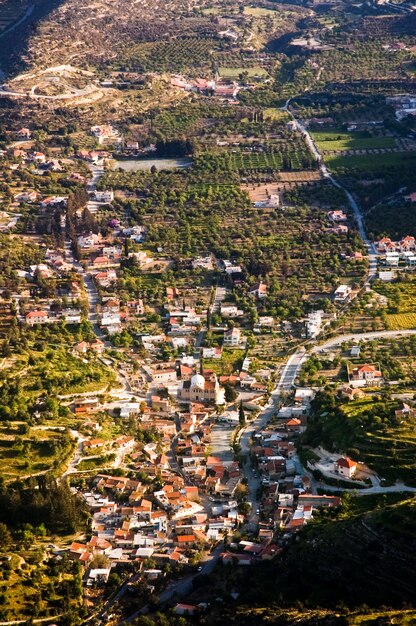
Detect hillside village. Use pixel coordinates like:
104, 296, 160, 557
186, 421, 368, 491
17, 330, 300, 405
1, 0, 416, 623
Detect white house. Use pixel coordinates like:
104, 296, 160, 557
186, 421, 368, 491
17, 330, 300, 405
26, 310, 49, 326
335, 457, 357, 479
95, 190, 114, 203
334, 285, 351, 303
223, 327, 241, 346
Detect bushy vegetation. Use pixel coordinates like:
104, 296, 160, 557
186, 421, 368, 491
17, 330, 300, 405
305, 390, 416, 484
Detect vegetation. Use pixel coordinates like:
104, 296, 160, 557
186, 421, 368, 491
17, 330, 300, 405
305, 390, 416, 484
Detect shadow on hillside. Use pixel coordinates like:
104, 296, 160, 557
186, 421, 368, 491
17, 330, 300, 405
0, 0, 65, 78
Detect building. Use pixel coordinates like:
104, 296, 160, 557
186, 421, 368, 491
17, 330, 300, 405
334, 285, 352, 303
178, 374, 223, 405
328, 210, 347, 222
16, 127, 31, 139
335, 457, 357, 479
74, 399, 100, 414
249, 281, 268, 299
26, 310, 49, 326
152, 368, 177, 384
305, 310, 324, 339
95, 190, 114, 203
223, 327, 241, 346
349, 363, 382, 387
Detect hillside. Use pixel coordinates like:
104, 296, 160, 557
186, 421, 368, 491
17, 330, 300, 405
201, 497, 416, 619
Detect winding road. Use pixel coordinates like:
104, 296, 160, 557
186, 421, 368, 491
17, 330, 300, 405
282, 98, 378, 281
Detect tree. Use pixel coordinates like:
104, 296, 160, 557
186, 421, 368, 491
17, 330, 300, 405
224, 383, 237, 403
0, 522, 12, 551
239, 401, 246, 427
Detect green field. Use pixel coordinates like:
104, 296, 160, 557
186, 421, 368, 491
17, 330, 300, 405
225, 150, 313, 171
313, 130, 397, 152
264, 107, 290, 121
218, 66, 268, 79
385, 313, 416, 330
325, 151, 416, 171
244, 6, 279, 16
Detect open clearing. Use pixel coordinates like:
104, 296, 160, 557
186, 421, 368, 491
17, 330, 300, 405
312, 130, 397, 152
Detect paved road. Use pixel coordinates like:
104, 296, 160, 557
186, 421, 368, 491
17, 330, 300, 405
272, 349, 307, 393
311, 329, 416, 353
239, 349, 308, 527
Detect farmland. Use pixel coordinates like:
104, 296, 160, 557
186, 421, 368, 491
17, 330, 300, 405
384, 313, 416, 330
312, 130, 397, 152
218, 66, 269, 79
373, 279, 416, 330
325, 151, 416, 171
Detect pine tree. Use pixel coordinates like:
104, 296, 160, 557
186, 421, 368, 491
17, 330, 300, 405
239, 401, 246, 427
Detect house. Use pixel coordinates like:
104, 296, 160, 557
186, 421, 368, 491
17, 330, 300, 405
286, 418, 303, 434
249, 281, 267, 299
32, 152, 46, 163
330, 224, 349, 235
223, 327, 241, 346
399, 236, 416, 252
328, 210, 347, 222
90, 124, 119, 144
102, 299, 120, 314
16, 127, 31, 140
152, 368, 177, 384
349, 363, 382, 387
63, 309, 82, 324
335, 456, 357, 479
305, 310, 324, 339
90, 340, 105, 355
93, 256, 110, 268
127, 300, 145, 315
341, 386, 365, 401
173, 604, 198, 616
201, 346, 222, 359
95, 190, 114, 203
175, 534, 196, 547
166, 287, 180, 301
74, 398, 100, 414
350, 345, 361, 357
125, 140, 139, 151
334, 285, 352, 303
151, 396, 170, 412
94, 270, 117, 287
83, 438, 105, 451
377, 237, 394, 252
14, 190, 38, 203
214, 82, 240, 99
74, 341, 89, 354
86, 568, 111, 586
46, 159, 63, 172
41, 196, 67, 207
26, 310, 49, 326
394, 402, 416, 419
78, 233, 101, 249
